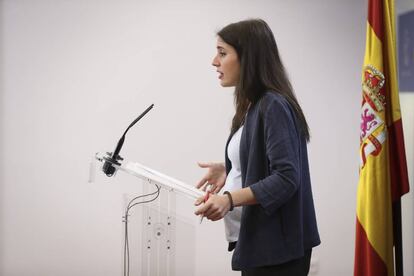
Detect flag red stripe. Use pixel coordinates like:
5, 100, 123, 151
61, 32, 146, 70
368, 0, 384, 41
388, 119, 410, 201
354, 218, 388, 276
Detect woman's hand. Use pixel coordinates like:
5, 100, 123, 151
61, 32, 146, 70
196, 162, 226, 194
194, 194, 231, 221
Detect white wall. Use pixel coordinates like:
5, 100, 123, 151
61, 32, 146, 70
400, 94, 414, 276
0, 0, 412, 276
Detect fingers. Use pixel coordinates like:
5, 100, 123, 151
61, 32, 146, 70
196, 162, 212, 190
194, 201, 209, 216
194, 196, 214, 216
209, 211, 225, 221
196, 180, 216, 192
196, 177, 208, 189
194, 195, 228, 221
194, 196, 204, 206
202, 208, 225, 221
211, 177, 225, 193
203, 203, 218, 218
211, 183, 224, 194
197, 162, 213, 168
196, 161, 226, 192
202, 183, 210, 192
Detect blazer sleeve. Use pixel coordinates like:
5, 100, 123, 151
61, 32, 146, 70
249, 96, 301, 215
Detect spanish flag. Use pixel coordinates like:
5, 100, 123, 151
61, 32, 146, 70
355, 0, 410, 275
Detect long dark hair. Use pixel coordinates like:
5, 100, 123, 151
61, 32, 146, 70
218, 19, 310, 141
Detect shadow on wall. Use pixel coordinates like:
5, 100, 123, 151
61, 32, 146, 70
0, 0, 5, 271
398, 10, 414, 92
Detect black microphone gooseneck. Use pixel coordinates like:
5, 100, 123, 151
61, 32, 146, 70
103, 104, 154, 176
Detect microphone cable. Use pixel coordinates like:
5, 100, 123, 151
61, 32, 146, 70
123, 183, 161, 276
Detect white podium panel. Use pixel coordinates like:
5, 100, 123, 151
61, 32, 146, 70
138, 181, 196, 276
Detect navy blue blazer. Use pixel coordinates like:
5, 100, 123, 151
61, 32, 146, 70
225, 92, 320, 270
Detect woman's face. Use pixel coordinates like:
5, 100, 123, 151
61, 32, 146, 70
212, 37, 240, 87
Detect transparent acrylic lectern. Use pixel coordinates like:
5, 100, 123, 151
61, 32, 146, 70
94, 152, 204, 276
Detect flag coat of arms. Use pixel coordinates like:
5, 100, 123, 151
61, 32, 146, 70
354, 0, 410, 276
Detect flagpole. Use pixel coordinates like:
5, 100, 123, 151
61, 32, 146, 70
393, 199, 403, 276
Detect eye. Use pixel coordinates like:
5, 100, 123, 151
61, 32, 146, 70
219, 51, 226, 57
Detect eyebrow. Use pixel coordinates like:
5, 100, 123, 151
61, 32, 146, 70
216, 46, 225, 50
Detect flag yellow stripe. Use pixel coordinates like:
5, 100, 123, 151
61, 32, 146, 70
357, 142, 394, 275
357, 15, 394, 276
363, 23, 383, 73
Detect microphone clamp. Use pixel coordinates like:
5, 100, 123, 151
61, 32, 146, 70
102, 152, 124, 177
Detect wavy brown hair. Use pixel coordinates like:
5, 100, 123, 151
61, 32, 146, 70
218, 19, 310, 141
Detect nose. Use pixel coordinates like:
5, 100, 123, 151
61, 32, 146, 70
212, 55, 219, 67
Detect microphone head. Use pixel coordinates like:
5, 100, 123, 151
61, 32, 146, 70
102, 152, 123, 177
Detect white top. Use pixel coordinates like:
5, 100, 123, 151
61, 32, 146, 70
223, 126, 243, 242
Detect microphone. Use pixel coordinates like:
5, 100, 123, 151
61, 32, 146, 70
102, 104, 154, 176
